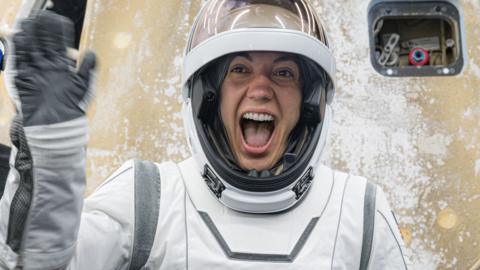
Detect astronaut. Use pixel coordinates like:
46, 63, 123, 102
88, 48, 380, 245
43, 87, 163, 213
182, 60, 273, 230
0, 0, 408, 269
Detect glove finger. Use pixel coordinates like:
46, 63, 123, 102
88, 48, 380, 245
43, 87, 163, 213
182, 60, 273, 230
71, 50, 96, 99
32, 11, 74, 69
34, 10, 74, 51
76, 51, 97, 82
7, 20, 38, 115
12, 20, 37, 70
75, 51, 97, 111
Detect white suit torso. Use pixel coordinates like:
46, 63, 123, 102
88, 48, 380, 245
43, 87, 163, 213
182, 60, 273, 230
73, 157, 407, 270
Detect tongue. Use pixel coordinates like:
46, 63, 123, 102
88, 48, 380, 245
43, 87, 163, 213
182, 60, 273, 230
243, 121, 272, 147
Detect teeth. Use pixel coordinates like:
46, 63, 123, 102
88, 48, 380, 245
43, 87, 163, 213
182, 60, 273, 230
242, 112, 274, 122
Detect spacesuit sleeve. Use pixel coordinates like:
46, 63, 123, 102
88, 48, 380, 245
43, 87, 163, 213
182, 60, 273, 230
368, 187, 409, 270
0, 117, 89, 269
0, 146, 20, 269
0, 119, 134, 270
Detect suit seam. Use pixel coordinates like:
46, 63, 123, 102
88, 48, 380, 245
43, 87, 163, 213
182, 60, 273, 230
330, 173, 351, 269
377, 210, 408, 269
184, 184, 189, 270
95, 166, 133, 192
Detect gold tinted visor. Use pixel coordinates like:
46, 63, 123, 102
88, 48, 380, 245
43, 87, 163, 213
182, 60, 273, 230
189, 0, 328, 51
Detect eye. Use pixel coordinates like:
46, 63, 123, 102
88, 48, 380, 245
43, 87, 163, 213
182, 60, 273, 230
273, 68, 296, 81
275, 69, 294, 78
230, 65, 249, 74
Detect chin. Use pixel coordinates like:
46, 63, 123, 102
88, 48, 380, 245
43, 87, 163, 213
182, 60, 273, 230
238, 157, 275, 172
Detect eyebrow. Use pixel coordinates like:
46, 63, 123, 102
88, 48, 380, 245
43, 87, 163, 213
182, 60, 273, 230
235, 52, 253, 61
233, 52, 296, 64
273, 55, 296, 64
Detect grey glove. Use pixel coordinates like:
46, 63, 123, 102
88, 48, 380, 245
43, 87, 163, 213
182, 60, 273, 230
12, 10, 96, 127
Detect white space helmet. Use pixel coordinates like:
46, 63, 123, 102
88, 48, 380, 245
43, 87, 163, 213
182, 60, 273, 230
182, 0, 336, 213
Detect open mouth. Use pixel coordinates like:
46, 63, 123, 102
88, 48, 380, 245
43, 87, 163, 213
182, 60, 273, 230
240, 112, 276, 154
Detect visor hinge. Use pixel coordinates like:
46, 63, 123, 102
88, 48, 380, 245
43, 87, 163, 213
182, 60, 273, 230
202, 165, 225, 198
292, 167, 314, 200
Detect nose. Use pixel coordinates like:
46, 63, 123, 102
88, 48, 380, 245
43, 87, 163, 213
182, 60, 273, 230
246, 73, 274, 101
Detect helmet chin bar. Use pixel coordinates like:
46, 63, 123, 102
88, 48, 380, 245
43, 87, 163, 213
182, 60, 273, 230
202, 107, 333, 214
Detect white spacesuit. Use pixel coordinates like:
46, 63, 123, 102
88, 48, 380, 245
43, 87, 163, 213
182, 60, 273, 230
0, 1, 408, 269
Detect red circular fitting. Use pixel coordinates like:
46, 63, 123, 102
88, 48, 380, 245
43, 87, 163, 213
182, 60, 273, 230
409, 48, 429, 66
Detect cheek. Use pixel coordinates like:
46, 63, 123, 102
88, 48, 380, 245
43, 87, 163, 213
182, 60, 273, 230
280, 89, 302, 126
219, 98, 228, 123
220, 86, 237, 129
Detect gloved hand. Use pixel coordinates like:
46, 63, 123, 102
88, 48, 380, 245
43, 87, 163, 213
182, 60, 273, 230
8, 10, 96, 126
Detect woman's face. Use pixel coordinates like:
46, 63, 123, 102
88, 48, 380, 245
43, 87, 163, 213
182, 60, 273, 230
220, 51, 302, 171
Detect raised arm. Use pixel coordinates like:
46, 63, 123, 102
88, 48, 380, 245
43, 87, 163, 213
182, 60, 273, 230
0, 11, 98, 269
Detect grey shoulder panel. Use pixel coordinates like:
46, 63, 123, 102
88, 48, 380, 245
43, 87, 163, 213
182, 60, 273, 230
359, 181, 377, 270
129, 160, 161, 270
